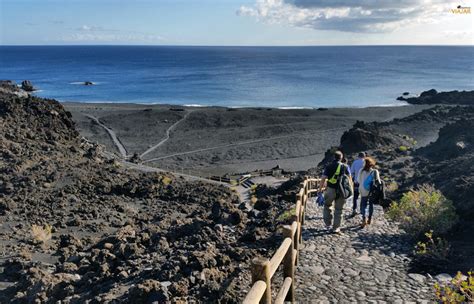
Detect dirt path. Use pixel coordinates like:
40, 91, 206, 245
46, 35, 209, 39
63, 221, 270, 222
120, 160, 231, 187
140, 110, 193, 159
142, 127, 347, 163
85, 114, 233, 188
86, 114, 128, 158
94, 147, 230, 188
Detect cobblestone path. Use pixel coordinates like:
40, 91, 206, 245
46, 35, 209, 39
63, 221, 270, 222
295, 201, 436, 303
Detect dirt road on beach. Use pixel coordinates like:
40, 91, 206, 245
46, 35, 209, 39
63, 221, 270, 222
85, 112, 229, 185
85, 114, 129, 158
140, 110, 194, 159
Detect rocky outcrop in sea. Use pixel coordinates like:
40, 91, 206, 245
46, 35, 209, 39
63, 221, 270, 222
397, 89, 474, 106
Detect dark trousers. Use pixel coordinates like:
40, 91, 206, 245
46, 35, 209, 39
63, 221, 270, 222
352, 183, 360, 211
360, 196, 374, 220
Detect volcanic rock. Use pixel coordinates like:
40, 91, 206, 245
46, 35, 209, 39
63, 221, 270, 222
0, 83, 294, 303
21, 80, 35, 92
397, 89, 474, 105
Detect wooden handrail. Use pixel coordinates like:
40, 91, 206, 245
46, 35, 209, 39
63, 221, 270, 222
298, 188, 304, 198
243, 281, 267, 304
244, 177, 320, 304
269, 238, 292, 278
275, 277, 293, 304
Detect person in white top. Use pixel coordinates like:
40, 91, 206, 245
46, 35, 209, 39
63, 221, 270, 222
357, 157, 381, 227
350, 152, 366, 217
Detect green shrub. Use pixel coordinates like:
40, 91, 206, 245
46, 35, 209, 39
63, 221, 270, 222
398, 145, 408, 152
277, 208, 296, 222
415, 230, 450, 265
387, 185, 458, 238
435, 271, 474, 303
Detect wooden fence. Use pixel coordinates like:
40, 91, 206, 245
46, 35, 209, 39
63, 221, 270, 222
243, 177, 321, 304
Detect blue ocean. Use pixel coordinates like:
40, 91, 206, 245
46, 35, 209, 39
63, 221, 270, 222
0, 46, 473, 108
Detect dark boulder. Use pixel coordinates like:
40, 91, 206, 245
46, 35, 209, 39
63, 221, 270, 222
21, 80, 35, 92
128, 153, 141, 164
254, 198, 272, 211
417, 118, 474, 161
128, 280, 169, 303
419, 89, 438, 98
339, 121, 403, 154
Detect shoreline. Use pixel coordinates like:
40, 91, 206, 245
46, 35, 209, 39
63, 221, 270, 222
62, 100, 411, 110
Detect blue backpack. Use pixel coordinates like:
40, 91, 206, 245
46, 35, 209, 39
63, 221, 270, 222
363, 171, 374, 191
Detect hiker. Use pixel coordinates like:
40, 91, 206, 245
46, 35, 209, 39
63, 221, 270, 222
350, 152, 366, 217
318, 151, 351, 234
357, 157, 381, 227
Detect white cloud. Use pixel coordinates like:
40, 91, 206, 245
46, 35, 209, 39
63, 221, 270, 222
63, 24, 166, 43
442, 30, 474, 39
76, 25, 113, 32
59, 33, 165, 43
237, 0, 455, 32
78, 25, 94, 31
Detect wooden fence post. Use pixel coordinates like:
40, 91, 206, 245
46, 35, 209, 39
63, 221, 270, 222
294, 198, 301, 264
301, 194, 306, 226
251, 258, 272, 304
300, 194, 306, 245
283, 226, 295, 303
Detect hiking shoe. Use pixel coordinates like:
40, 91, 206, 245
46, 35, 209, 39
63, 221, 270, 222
367, 218, 372, 225
332, 228, 343, 235
361, 219, 367, 228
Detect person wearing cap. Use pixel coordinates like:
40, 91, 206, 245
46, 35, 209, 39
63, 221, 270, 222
350, 152, 366, 217
318, 151, 351, 235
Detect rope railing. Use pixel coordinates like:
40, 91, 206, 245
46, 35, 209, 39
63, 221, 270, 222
243, 177, 322, 304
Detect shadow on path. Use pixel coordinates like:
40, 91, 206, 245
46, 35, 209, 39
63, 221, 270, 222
352, 232, 413, 257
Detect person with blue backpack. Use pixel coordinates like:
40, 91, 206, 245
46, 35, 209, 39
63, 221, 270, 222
357, 157, 381, 227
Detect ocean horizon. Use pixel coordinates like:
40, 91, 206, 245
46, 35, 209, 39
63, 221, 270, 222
1, 45, 473, 108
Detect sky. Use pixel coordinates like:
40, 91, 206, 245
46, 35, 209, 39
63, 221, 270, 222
0, 0, 473, 45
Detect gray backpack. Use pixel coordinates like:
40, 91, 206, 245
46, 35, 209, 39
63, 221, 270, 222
336, 165, 353, 199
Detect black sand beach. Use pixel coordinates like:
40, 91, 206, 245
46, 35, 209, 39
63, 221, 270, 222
65, 102, 430, 176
